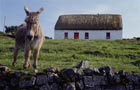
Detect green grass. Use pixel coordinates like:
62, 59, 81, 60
0, 34, 140, 73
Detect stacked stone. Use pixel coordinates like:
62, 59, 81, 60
0, 61, 140, 90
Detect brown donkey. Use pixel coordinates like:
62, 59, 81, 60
12, 6, 45, 72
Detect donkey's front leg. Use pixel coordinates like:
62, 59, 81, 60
33, 49, 40, 71
23, 48, 31, 69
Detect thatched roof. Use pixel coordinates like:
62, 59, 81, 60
55, 14, 122, 30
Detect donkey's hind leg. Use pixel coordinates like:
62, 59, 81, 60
12, 47, 19, 67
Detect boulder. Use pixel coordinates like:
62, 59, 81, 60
126, 82, 134, 90
10, 78, 19, 87
84, 75, 107, 89
50, 83, 61, 90
134, 85, 140, 90
83, 68, 94, 76
39, 83, 50, 90
44, 67, 59, 74
75, 80, 84, 90
75, 61, 89, 69
99, 66, 115, 75
0, 79, 7, 88
92, 75, 107, 86
0, 65, 9, 72
93, 68, 100, 75
83, 76, 94, 88
60, 68, 76, 82
126, 74, 140, 85
63, 82, 76, 90
114, 75, 121, 84
19, 76, 36, 89
47, 73, 59, 85
36, 75, 48, 86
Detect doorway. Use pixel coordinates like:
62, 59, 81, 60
74, 32, 79, 39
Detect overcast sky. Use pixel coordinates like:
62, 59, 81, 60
0, 0, 140, 38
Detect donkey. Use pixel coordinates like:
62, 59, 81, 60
12, 6, 45, 72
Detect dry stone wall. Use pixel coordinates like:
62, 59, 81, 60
0, 61, 140, 90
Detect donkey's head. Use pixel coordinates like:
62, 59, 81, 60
24, 6, 44, 41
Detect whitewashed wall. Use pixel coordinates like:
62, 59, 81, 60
55, 30, 122, 40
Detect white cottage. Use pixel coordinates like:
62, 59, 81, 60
55, 14, 123, 40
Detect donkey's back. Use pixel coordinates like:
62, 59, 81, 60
15, 24, 27, 48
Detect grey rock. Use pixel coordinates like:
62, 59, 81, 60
60, 68, 76, 82
92, 75, 107, 86
44, 67, 59, 74
126, 74, 140, 85
115, 85, 126, 90
112, 75, 121, 84
99, 66, 115, 75
39, 83, 50, 90
84, 75, 107, 88
13, 72, 24, 78
50, 83, 60, 90
10, 72, 24, 87
95, 86, 105, 90
99, 69, 106, 76
106, 72, 114, 84
134, 85, 140, 90
75, 80, 84, 90
0, 79, 7, 88
76, 68, 84, 75
36, 75, 48, 86
85, 86, 104, 90
10, 78, 19, 87
93, 68, 100, 75
64, 82, 76, 90
118, 70, 126, 77
84, 87, 94, 90
75, 61, 89, 69
3, 86, 10, 90
83, 76, 94, 88
126, 82, 134, 90
0, 65, 9, 72
19, 76, 36, 89
83, 68, 94, 76
105, 85, 126, 90
47, 73, 59, 84
48, 74, 55, 85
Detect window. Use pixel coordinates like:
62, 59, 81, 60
106, 32, 110, 39
64, 32, 68, 39
85, 32, 89, 39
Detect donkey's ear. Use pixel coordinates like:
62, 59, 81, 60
37, 7, 44, 14
24, 6, 30, 15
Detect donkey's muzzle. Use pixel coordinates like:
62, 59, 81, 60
27, 35, 33, 40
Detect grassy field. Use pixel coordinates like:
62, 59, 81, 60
0, 33, 140, 73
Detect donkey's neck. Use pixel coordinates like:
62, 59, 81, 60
33, 22, 44, 37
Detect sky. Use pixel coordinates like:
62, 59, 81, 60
0, 0, 140, 38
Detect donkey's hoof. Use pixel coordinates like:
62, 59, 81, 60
34, 69, 38, 73
12, 62, 16, 67
23, 64, 30, 69
32, 64, 37, 69
23, 66, 28, 70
